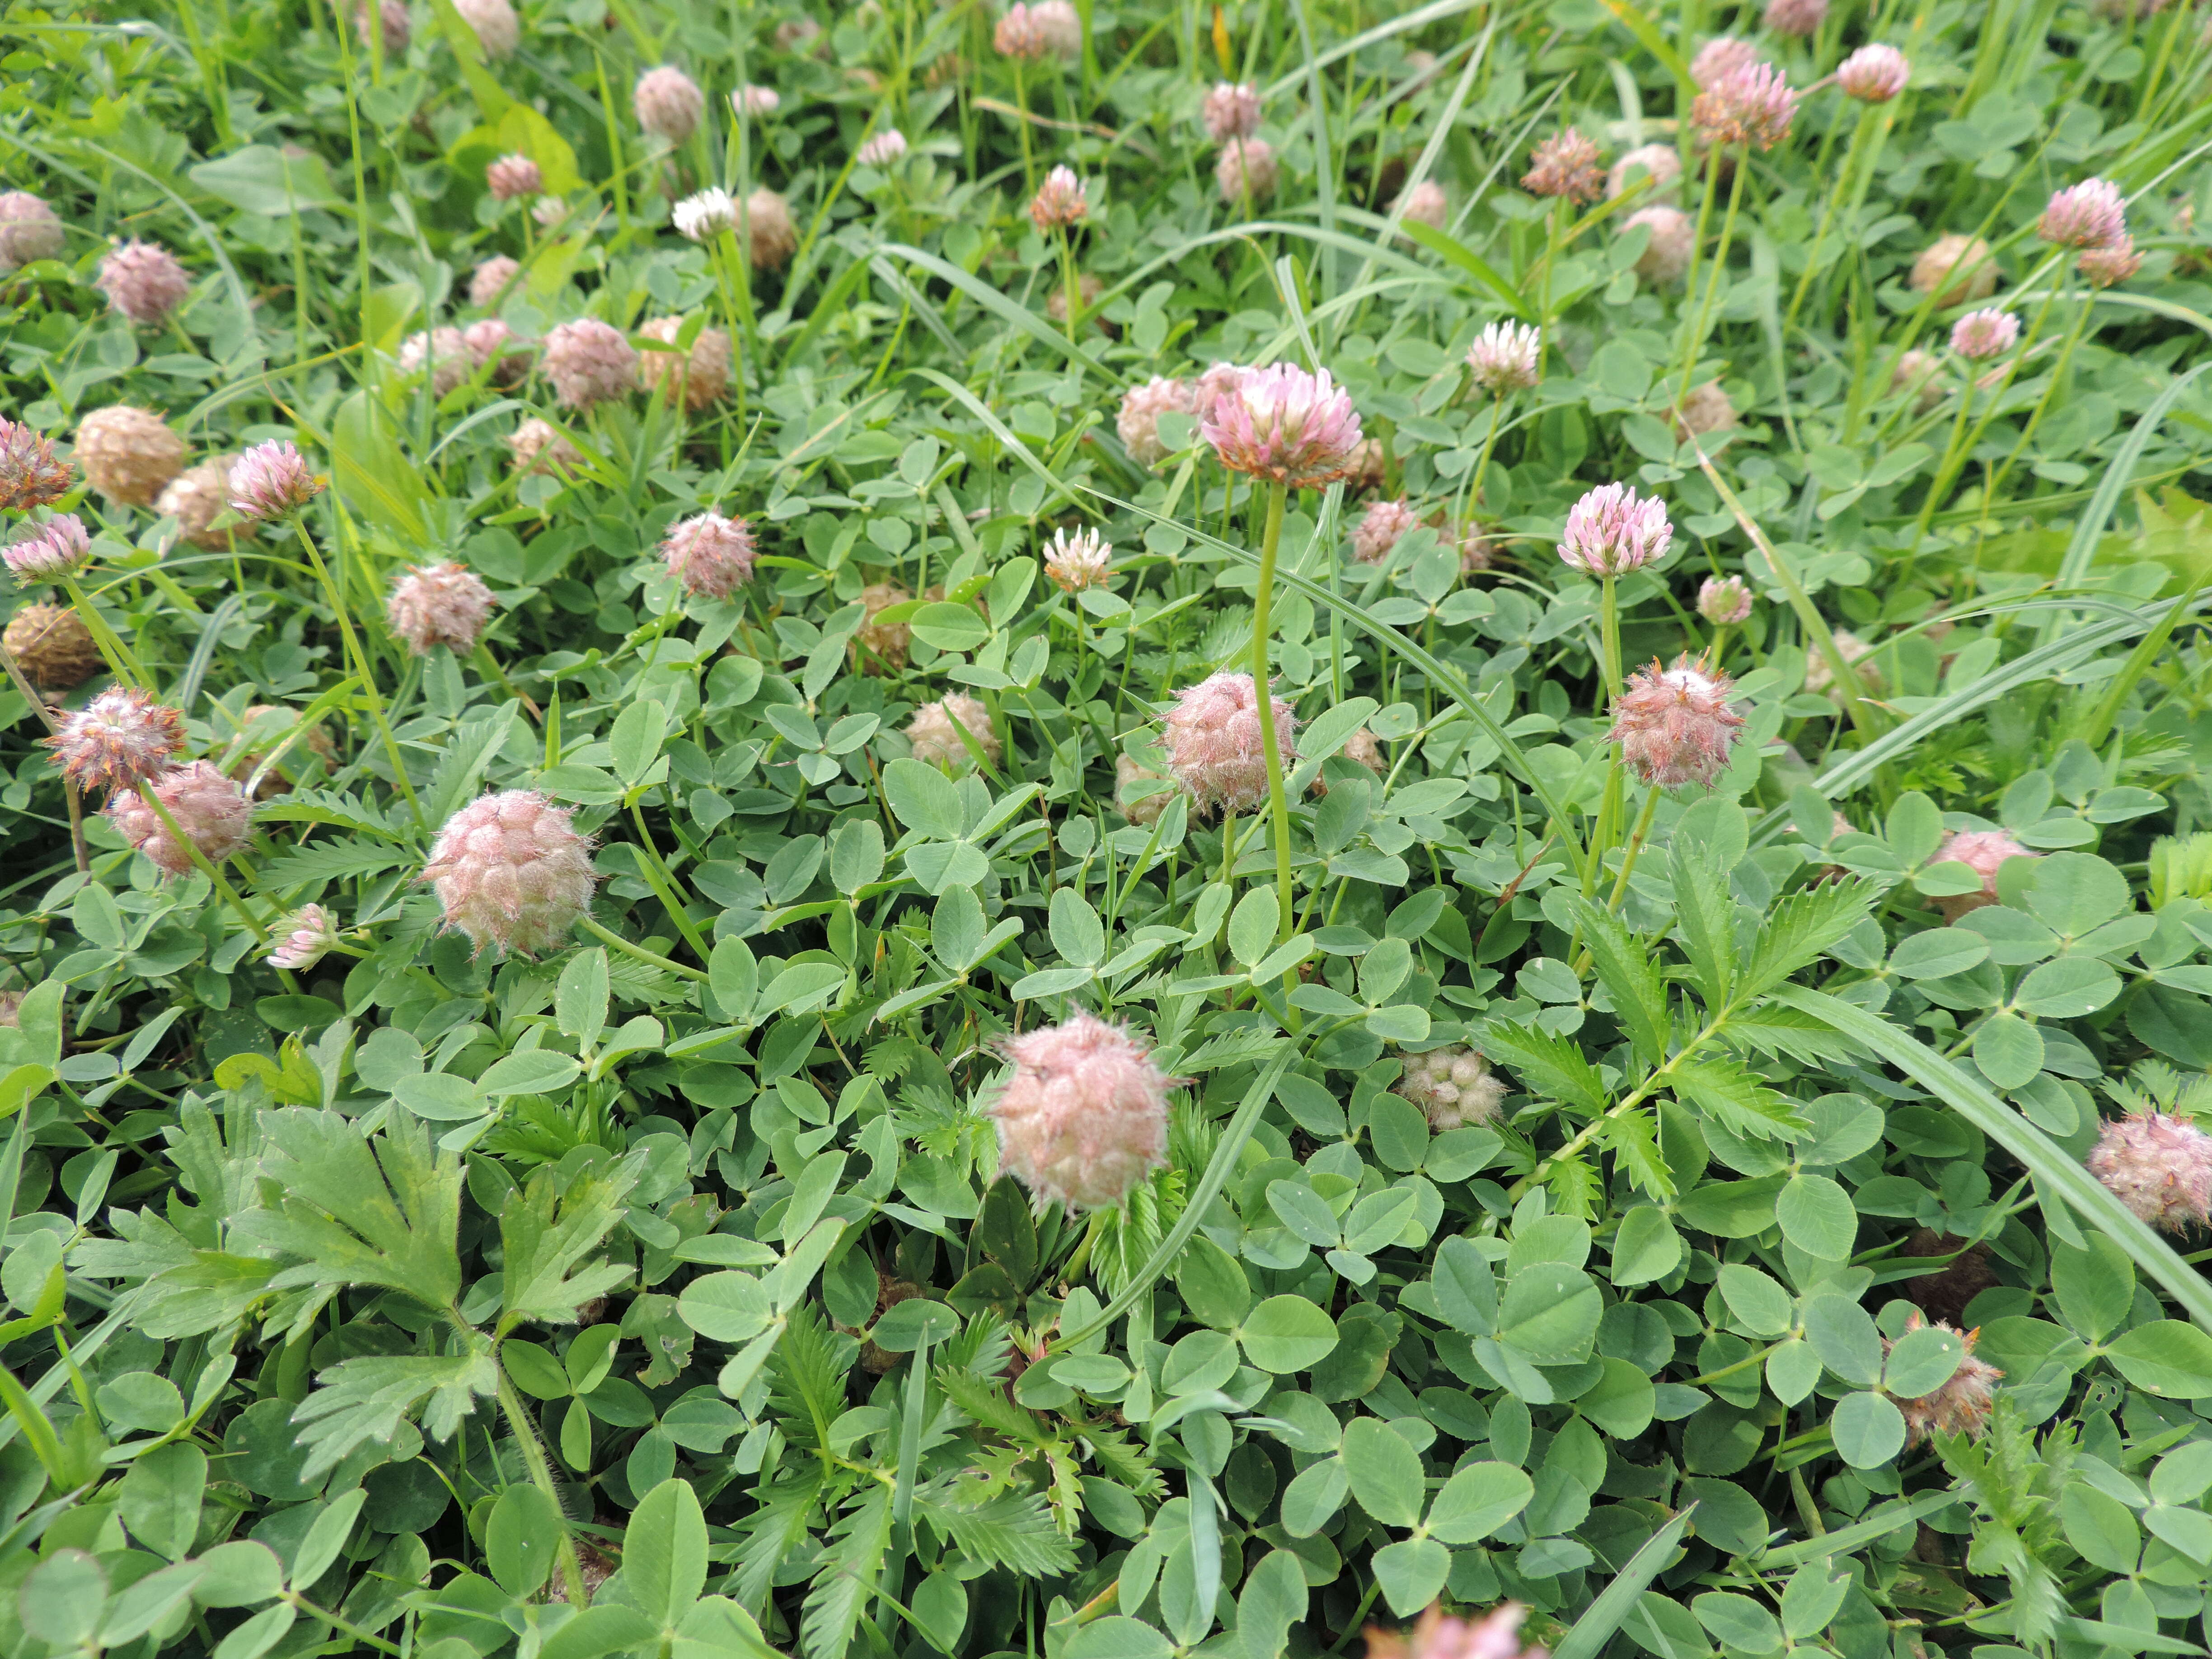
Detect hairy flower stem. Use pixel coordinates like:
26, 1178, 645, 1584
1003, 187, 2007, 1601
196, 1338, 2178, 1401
1251, 479, 1295, 943
1679, 147, 1749, 407
1607, 787, 1664, 911
496, 1371, 589, 1609
60, 575, 152, 692
1466, 395, 1505, 517
289, 522, 424, 829
579, 913, 710, 982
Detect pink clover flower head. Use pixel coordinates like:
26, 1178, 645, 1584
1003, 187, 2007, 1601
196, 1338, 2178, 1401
1690, 36, 1762, 87
509, 418, 582, 478
487, 153, 541, 200
387, 561, 496, 656
5, 513, 91, 583
673, 187, 736, 242
1949, 308, 2018, 361
1559, 482, 1672, 576
267, 903, 339, 972
1521, 131, 1604, 202
544, 319, 638, 409
45, 688, 186, 795
1192, 360, 1252, 422
1693, 63, 1798, 150
1928, 827, 2037, 919
1696, 574, 1754, 624
2089, 1110, 2212, 1233
421, 790, 598, 958
97, 240, 191, 327
637, 315, 730, 411
2080, 236, 2142, 288
659, 510, 757, 599
1606, 143, 1682, 199
989, 1013, 1176, 1211
1625, 205, 1694, 284
1887, 1312, 2003, 1443
107, 761, 253, 877
1467, 320, 1542, 395
1044, 525, 1112, 591
743, 189, 798, 270
1394, 179, 1448, 229
1203, 82, 1261, 141
1159, 670, 1297, 816
1116, 376, 1196, 465
2039, 177, 2127, 250
1837, 43, 1910, 101
734, 84, 781, 117
1029, 166, 1088, 232
1609, 655, 1746, 789
904, 693, 1001, 768
228, 441, 323, 522
1028, 0, 1082, 56
994, 4, 1051, 58
470, 254, 521, 309
0, 192, 63, 271
1763, 0, 1826, 37
1375, 1600, 1547, 1659
398, 325, 473, 397
1216, 137, 1279, 203
1353, 498, 1420, 564
1396, 1047, 1507, 1131
463, 318, 527, 382
454, 0, 519, 56
857, 128, 909, 168
635, 66, 705, 144
1201, 362, 1364, 489
0, 418, 73, 512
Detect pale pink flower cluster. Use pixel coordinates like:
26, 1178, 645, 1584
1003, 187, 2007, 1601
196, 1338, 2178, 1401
2089, 1110, 2212, 1232
993, 4, 1052, 58
1690, 36, 1763, 87
509, 418, 583, 477
107, 761, 253, 877
267, 903, 339, 972
1606, 143, 1681, 199
1837, 44, 1910, 101
1625, 206, 1694, 284
989, 1013, 1174, 1211
470, 254, 521, 308
1393, 180, 1448, 230
1887, 1313, 2002, 1444
1203, 82, 1261, 141
905, 694, 1001, 768
1116, 377, 1198, 465
0, 418, 73, 512
734, 85, 781, 117
5, 514, 90, 583
454, 0, 518, 56
1521, 131, 1603, 202
2039, 178, 2127, 249
1201, 363, 1364, 489
1467, 321, 1542, 395
1697, 575, 1754, 624
464, 318, 526, 381
157, 457, 250, 549
1044, 525, 1111, 591
45, 688, 185, 794
637, 316, 730, 412
1693, 63, 1798, 150
387, 561, 496, 655
228, 441, 322, 521
1949, 308, 2018, 360
74, 406, 186, 507
1159, 670, 1296, 816
1559, 482, 1671, 575
659, 511, 757, 598
2079, 239, 2142, 288
635, 66, 705, 143
1609, 656, 1746, 788
0, 192, 63, 270
1216, 139, 1279, 204
1368, 1601, 1547, 1659
1928, 828, 2036, 919
1354, 499, 1419, 564
398, 325, 473, 397
1028, 0, 1082, 56
544, 319, 638, 409
1763, 0, 1825, 37
1029, 166, 1088, 231
857, 129, 909, 168
422, 790, 598, 957
1395, 1047, 1506, 1131
1193, 360, 1251, 422
487, 154, 541, 200
97, 241, 191, 327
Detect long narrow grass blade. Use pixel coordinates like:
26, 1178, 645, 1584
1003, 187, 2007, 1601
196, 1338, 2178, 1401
876, 243, 1113, 380
1551, 1509, 1696, 1659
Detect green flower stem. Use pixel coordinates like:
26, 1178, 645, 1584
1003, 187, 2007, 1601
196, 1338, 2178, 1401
1465, 394, 1505, 520
495, 1370, 589, 1610
1678, 144, 1750, 408
1674, 149, 1725, 394
1785, 103, 1880, 335
1250, 478, 1296, 943
1984, 291, 2098, 504
289, 521, 424, 830
59, 575, 152, 693
578, 913, 710, 982
137, 791, 273, 945
1607, 786, 1664, 912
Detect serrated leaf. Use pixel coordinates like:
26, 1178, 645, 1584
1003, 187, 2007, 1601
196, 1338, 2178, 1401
1739, 879, 1877, 1001
937, 1365, 1051, 1445
1595, 1107, 1674, 1200
911, 1479, 1080, 1575
289, 1346, 499, 1477
1574, 900, 1669, 1065
801, 1485, 892, 1659
497, 1159, 638, 1332
1481, 1022, 1607, 1115
1716, 1005, 1865, 1063
1671, 1056, 1809, 1142
1669, 838, 1738, 1010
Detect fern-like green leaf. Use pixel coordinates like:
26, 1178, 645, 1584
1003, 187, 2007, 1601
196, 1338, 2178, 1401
911, 1478, 1080, 1575
1480, 1023, 1608, 1116
937, 1365, 1049, 1446
801, 1485, 892, 1659
1669, 1055, 1809, 1142
1714, 1004, 1865, 1064
1738, 878, 1876, 1002
1595, 1108, 1673, 1200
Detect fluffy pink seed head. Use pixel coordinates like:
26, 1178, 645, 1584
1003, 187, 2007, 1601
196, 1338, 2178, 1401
74, 406, 186, 508
1697, 575, 1754, 624
1763, 0, 1825, 37
1467, 321, 1542, 394
994, 4, 1051, 58
1117, 376, 1196, 465
1394, 179, 1448, 229
5, 513, 91, 583
1838, 43, 1910, 101
0, 192, 63, 272
744, 189, 798, 270
1888, 1313, 2003, 1444
1949, 308, 2018, 360
1625, 205, 1695, 284
1693, 63, 1798, 149
2089, 1111, 2212, 1233
2079, 236, 2143, 288
1216, 137, 1279, 203
470, 255, 521, 309
44, 688, 185, 795
463, 319, 527, 382
637, 315, 730, 411
454, 0, 519, 57
509, 418, 582, 477
422, 790, 597, 957
1029, 166, 1088, 232
1522, 131, 1604, 202
659, 511, 757, 599
544, 319, 637, 410
635, 66, 705, 143
734, 84, 781, 117
1396, 1047, 1507, 1131
905, 694, 1001, 768
1045, 525, 1112, 591
1203, 81, 1262, 141
1691, 36, 1763, 87
487, 153, 542, 200
990, 1014, 1174, 1211
387, 562, 496, 655
856, 129, 909, 168
398, 325, 473, 397
1201, 362, 1364, 489
97, 241, 191, 327
0, 419, 73, 512
1560, 482, 1672, 576
1029, 0, 1083, 56
1928, 828, 2037, 919
228, 441, 322, 521
1609, 656, 1745, 788
1159, 670, 1296, 816
106, 761, 253, 877
1606, 143, 1682, 199
2039, 178, 2127, 250
1354, 498, 1420, 564
1912, 234, 1998, 307
267, 903, 339, 972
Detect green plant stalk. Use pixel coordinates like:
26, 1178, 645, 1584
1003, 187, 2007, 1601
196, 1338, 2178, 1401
1909, 287, 2059, 555
136, 791, 273, 944
2072, 579, 2204, 751
494, 1371, 589, 1609
707, 234, 756, 432
289, 521, 424, 829
1607, 786, 1664, 910
626, 801, 713, 961
1678, 145, 1750, 406
1250, 478, 1297, 943
59, 575, 151, 693
1983, 291, 2098, 504
1785, 103, 1880, 336
1465, 394, 1505, 519
1903, 363, 1984, 576
579, 914, 710, 982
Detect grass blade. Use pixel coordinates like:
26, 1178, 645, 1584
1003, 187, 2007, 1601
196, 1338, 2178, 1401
1551, 1508, 1695, 1659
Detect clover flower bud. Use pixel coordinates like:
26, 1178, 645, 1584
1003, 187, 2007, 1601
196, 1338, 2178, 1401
734, 84, 781, 116
1467, 321, 1542, 395
989, 1013, 1175, 1211
857, 129, 909, 168
1394, 180, 1448, 229
1949, 308, 2018, 360
1216, 137, 1279, 203
1697, 575, 1753, 624
5, 514, 91, 583
635, 66, 705, 143
1044, 525, 1111, 591
228, 441, 322, 521
487, 154, 542, 201
1838, 44, 1910, 101
107, 761, 253, 877
422, 789, 598, 957
387, 561, 495, 655
1159, 670, 1296, 816
1559, 482, 1671, 576
544, 319, 637, 409
267, 903, 340, 972
97, 241, 191, 327
1203, 82, 1261, 140
659, 511, 757, 598
2089, 1110, 2212, 1233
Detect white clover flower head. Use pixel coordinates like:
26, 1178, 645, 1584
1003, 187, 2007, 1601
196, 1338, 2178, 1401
673, 187, 738, 242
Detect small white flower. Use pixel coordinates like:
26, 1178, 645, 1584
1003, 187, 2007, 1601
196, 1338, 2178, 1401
673, 187, 738, 241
